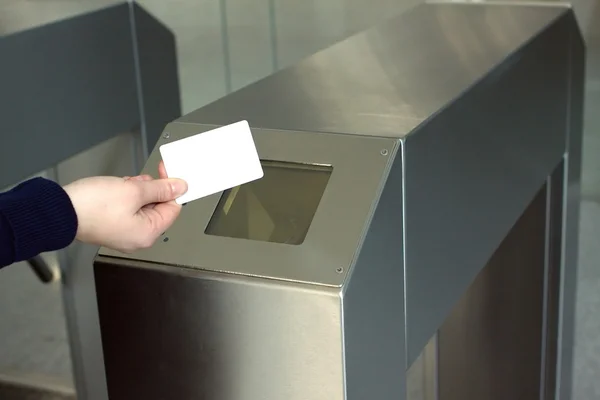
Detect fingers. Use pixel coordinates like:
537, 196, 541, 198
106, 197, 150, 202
137, 175, 153, 182
135, 178, 188, 205
125, 175, 153, 182
126, 163, 167, 182
139, 201, 182, 240
158, 161, 168, 179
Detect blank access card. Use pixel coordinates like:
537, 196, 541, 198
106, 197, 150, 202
159, 120, 263, 205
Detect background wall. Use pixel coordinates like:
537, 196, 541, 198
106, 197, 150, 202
0, 0, 598, 398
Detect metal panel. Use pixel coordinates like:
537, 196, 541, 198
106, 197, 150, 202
0, 2, 181, 188
557, 12, 586, 399
406, 333, 438, 400
342, 145, 407, 399
0, 4, 137, 189
94, 258, 344, 400
130, 2, 182, 157
437, 185, 547, 400
402, 10, 574, 365
100, 122, 396, 287
542, 160, 565, 400
177, 4, 565, 139
91, 3, 585, 400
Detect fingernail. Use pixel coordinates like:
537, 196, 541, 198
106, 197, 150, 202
170, 179, 188, 196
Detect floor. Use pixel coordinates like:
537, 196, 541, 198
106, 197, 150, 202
0, 372, 74, 400
0, 0, 598, 399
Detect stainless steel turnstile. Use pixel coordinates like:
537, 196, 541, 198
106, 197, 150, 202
93, 2, 585, 399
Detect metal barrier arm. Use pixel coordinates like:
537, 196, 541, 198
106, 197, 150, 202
27, 255, 55, 284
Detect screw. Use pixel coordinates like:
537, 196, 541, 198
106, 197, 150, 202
336, 267, 343, 274
163, 132, 170, 139
163, 237, 169, 242
380, 149, 388, 156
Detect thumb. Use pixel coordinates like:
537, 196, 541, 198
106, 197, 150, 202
135, 178, 188, 205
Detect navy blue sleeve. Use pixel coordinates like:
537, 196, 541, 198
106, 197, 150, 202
0, 177, 78, 268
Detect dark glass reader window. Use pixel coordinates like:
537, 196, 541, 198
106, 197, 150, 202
205, 161, 332, 245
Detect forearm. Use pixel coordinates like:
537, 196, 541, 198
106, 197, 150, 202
0, 177, 78, 268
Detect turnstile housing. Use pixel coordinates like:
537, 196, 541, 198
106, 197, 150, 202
94, 3, 585, 399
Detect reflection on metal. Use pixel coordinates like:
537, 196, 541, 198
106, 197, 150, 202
268, 0, 279, 72
205, 161, 332, 245
541, 161, 566, 399
437, 184, 549, 399
95, 2, 584, 399
102, 124, 394, 287
220, 0, 233, 94
407, 333, 438, 400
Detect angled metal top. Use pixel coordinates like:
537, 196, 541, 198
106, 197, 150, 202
99, 122, 398, 287
178, 2, 569, 138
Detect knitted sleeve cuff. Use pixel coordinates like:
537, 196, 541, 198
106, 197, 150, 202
0, 177, 79, 262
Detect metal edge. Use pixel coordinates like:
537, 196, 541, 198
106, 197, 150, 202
556, 11, 585, 400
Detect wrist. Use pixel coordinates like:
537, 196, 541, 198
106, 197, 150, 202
62, 182, 86, 243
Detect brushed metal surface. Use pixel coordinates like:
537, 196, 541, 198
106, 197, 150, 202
406, 334, 438, 400
100, 122, 397, 287
94, 258, 344, 400
342, 144, 405, 399
557, 16, 585, 399
131, 2, 183, 158
542, 161, 566, 400
92, 3, 586, 400
177, 3, 565, 138
402, 9, 579, 365
437, 185, 547, 399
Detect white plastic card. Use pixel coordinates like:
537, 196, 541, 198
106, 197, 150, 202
159, 120, 264, 205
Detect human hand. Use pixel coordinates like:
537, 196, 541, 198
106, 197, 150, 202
63, 162, 187, 253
